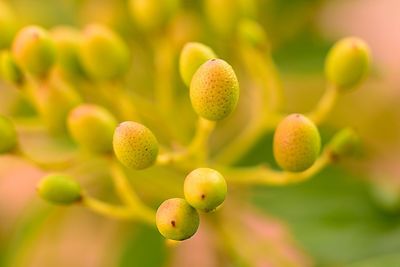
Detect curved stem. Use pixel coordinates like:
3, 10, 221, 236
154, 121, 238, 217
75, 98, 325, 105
187, 117, 216, 162
307, 84, 339, 125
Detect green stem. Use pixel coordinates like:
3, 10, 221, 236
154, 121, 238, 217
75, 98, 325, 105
187, 117, 216, 162
307, 84, 338, 125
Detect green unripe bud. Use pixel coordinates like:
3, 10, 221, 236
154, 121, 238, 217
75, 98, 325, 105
179, 42, 216, 87
0, 51, 23, 85
12, 26, 56, 77
0, 115, 17, 153
113, 121, 158, 170
51, 26, 86, 78
67, 104, 117, 153
79, 24, 130, 81
328, 128, 360, 159
190, 59, 239, 121
156, 198, 199, 241
0, 1, 17, 49
273, 114, 321, 172
184, 168, 227, 212
238, 19, 268, 49
37, 174, 81, 205
325, 37, 371, 91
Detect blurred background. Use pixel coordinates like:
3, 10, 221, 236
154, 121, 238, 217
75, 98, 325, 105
0, 0, 400, 266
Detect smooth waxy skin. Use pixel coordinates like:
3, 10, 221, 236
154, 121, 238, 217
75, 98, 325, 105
113, 121, 158, 170
179, 42, 216, 86
79, 24, 130, 81
184, 168, 227, 212
12, 26, 56, 77
156, 198, 200, 241
0, 115, 17, 153
190, 59, 239, 121
273, 114, 321, 172
37, 174, 81, 205
67, 104, 117, 153
325, 37, 370, 90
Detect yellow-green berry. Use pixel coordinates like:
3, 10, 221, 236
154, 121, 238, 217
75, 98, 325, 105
179, 42, 216, 87
37, 174, 81, 205
328, 128, 360, 159
79, 24, 130, 81
325, 37, 371, 91
0, 51, 24, 85
11, 25, 56, 77
156, 198, 200, 241
190, 59, 239, 121
113, 121, 158, 170
0, 115, 17, 153
184, 168, 227, 212
67, 104, 117, 153
273, 114, 321, 172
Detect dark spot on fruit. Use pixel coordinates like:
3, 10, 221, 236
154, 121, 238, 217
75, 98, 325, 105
171, 220, 176, 227
201, 194, 205, 200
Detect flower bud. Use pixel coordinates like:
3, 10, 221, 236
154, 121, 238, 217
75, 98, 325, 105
37, 174, 82, 205
113, 121, 158, 170
179, 42, 216, 87
12, 25, 56, 77
190, 59, 239, 121
156, 198, 199, 241
328, 128, 360, 159
0, 51, 23, 85
0, 115, 17, 153
273, 114, 321, 172
0, 1, 17, 49
237, 19, 268, 49
325, 37, 371, 91
67, 104, 117, 153
184, 168, 227, 212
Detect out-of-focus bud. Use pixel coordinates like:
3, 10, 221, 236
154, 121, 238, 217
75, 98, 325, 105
0, 114, 17, 153
37, 174, 82, 205
0, 51, 23, 85
0, 1, 18, 49
328, 128, 361, 159
237, 19, 269, 49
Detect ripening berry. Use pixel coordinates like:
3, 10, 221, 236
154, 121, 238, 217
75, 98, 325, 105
190, 59, 239, 121
325, 37, 370, 91
156, 198, 200, 241
113, 121, 158, 170
179, 42, 216, 87
0, 115, 17, 153
328, 128, 360, 158
67, 104, 117, 153
12, 25, 56, 77
184, 168, 227, 212
273, 114, 321, 172
79, 24, 130, 81
0, 51, 23, 85
37, 174, 81, 205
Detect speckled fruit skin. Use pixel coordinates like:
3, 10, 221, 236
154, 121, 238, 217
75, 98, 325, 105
179, 42, 216, 87
184, 168, 227, 212
37, 174, 81, 205
0, 115, 17, 153
325, 37, 370, 91
273, 114, 321, 172
12, 25, 56, 77
79, 24, 130, 81
156, 198, 200, 241
113, 121, 158, 170
190, 59, 239, 121
67, 104, 117, 153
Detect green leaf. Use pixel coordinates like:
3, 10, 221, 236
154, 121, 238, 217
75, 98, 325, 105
345, 253, 400, 267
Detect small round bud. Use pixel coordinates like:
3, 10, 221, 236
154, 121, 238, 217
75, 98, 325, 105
237, 19, 268, 48
179, 42, 216, 87
0, 115, 17, 153
0, 51, 24, 85
325, 37, 371, 91
184, 168, 227, 212
79, 24, 130, 81
12, 25, 56, 77
67, 104, 117, 153
113, 121, 158, 170
273, 114, 321, 172
328, 128, 360, 158
37, 174, 81, 205
190, 59, 239, 121
156, 198, 199, 241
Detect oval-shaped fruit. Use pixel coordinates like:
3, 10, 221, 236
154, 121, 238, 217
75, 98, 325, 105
179, 42, 216, 87
113, 121, 158, 170
156, 198, 199, 241
0, 115, 17, 153
273, 114, 321, 172
325, 37, 370, 91
184, 168, 227, 212
190, 59, 239, 121
79, 24, 130, 81
67, 104, 117, 153
37, 174, 81, 205
12, 25, 56, 77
